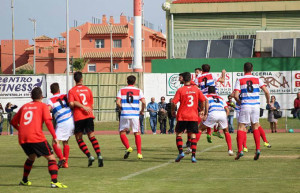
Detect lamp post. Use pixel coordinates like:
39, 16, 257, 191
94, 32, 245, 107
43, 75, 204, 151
66, 0, 70, 91
109, 23, 113, 73
11, 0, 15, 74
29, 18, 36, 74
75, 29, 82, 58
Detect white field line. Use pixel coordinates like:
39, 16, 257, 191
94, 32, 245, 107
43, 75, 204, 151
119, 145, 223, 180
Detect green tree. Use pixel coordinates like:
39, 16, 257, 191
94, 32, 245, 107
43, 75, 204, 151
16, 69, 33, 74
72, 58, 89, 72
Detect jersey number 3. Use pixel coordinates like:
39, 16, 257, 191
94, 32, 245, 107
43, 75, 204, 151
187, 95, 194, 107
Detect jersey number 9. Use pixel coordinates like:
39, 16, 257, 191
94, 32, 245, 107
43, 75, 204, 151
24, 111, 33, 125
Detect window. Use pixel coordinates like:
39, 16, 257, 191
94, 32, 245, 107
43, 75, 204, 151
113, 40, 122, 48
131, 39, 134, 48
88, 64, 96, 72
236, 35, 249, 39
222, 35, 235, 40
128, 63, 132, 69
95, 39, 104, 48
113, 63, 119, 69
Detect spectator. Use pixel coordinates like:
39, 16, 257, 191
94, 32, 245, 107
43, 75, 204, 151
5, 102, 18, 135
166, 98, 177, 134
266, 96, 280, 133
226, 95, 235, 133
158, 96, 167, 134
293, 92, 300, 118
147, 97, 158, 134
0, 103, 4, 135
139, 113, 145, 135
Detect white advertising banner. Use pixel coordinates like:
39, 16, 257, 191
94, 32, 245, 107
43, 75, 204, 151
0, 75, 47, 98
166, 73, 232, 96
292, 71, 300, 93
233, 71, 292, 94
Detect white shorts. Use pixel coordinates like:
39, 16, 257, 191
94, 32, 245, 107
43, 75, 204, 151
203, 111, 228, 129
119, 117, 140, 133
236, 110, 250, 127
56, 117, 74, 141
238, 106, 260, 125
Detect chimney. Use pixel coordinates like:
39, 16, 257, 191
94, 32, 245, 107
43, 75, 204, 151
102, 14, 107, 24
109, 16, 114, 24
120, 14, 127, 24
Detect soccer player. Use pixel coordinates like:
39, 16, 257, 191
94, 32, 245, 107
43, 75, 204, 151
11, 87, 67, 188
234, 62, 270, 160
116, 75, 146, 159
198, 86, 234, 156
68, 72, 103, 167
195, 64, 226, 143
194, 68, 202, 83
172, 72, 207, 163
47, 83, 74, 168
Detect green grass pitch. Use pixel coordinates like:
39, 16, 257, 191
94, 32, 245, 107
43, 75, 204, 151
0, 133, 299, 193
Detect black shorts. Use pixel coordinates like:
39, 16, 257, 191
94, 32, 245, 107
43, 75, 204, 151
21, 141, 53, 157
175, 121, 199, 134
74, 118, 94, 134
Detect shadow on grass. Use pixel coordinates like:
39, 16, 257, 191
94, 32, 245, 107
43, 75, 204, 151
0, 184, 49, 188
0, 165, 47, 168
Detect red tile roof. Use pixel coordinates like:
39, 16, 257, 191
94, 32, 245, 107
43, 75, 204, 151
173, 0, 293, 3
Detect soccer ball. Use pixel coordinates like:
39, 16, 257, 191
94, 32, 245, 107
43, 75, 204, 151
162, 2, 171, 11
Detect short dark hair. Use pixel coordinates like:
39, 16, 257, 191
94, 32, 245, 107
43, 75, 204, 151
50, 83, 60, 94
74, 71, 83, 83
31, 87, 43, 100
127, 75, 136, 85
228, 95, 232, 99
202, 64, 210, 72
181, 72, 191, 82
208, 86, 216, 94
195, 68, 202, 72
244, 62, 253, 73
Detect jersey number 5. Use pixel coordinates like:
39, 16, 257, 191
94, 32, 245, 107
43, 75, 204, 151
24, 111, 33, 125
187, 95, 194, 107
80, 93, 88, 105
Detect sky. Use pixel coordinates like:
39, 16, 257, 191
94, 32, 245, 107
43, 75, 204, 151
0, 0, 166, 44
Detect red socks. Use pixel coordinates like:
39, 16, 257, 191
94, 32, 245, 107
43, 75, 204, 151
196, 131, 202, 142
63, 145, 70, 162
253, 129, 261, 151
207, 127, 212, 135
213, 126, 218, 133
176, 136, 183, 154
120, 134, 130, 149
243, 131, 247, 149
53, 144, 63, 160
22, 159, 34, 182
89, 136, 101, 156
258, 126, 268, 143
48, 160, 58, 183
225, 132, 232, 151
237, 130, 245, 153
191, 138, 197, 157
135, 135, 142, 154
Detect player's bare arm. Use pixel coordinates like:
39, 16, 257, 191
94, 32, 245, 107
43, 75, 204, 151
225, 106, 229, 116
203, 99, 209, 121
73, 101, 92, 114
234, 90, 241, 105
171, 103, 176, 117
116, 98, 122, 109
218, 69, 226, 83
261, 86, 270, 105
140, 99, 146, 115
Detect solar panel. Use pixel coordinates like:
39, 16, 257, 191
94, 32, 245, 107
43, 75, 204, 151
296, 38, 300, 57
208, 40, 231, 58
232, 39, 254, 58
186, 40, 208, 58
272, 39, 294, 57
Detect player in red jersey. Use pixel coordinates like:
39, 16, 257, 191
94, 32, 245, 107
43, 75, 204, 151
68, 72, 103, 167
172, 72, 207, 163
11, 87, 67, 188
